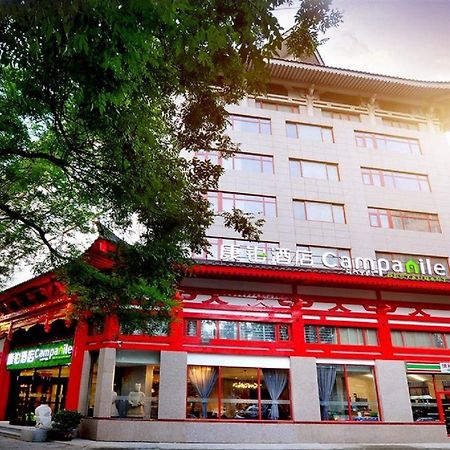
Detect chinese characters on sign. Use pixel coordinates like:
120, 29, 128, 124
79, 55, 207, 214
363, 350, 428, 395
220, 244, 314, 266
6, 340, 73, 370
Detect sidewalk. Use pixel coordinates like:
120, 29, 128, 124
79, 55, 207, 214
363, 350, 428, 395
3, 435, 450, 450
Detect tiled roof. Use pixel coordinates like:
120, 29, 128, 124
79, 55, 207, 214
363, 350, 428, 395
267, 58, 450, 102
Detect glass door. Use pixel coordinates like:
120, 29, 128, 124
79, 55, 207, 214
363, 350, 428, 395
7, 365, 70, 425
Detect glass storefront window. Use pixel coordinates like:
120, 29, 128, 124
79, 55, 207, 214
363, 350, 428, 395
317, 364, 379, 421
408, 374, 438, 421
113, 364, 160, 419
407, 373, 450, 422
186, 366, 290, 420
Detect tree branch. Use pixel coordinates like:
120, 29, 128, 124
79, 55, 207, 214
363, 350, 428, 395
0, 202, 62, 258
3, 148, 68, 168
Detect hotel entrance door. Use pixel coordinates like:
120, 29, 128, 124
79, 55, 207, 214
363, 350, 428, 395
7, 365, 70, 425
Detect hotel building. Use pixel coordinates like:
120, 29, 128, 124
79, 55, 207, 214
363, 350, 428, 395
2, 50, 450, 444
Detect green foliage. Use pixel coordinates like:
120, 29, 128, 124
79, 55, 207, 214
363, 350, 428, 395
0, 0, 341, 330
52, 410, 83, 432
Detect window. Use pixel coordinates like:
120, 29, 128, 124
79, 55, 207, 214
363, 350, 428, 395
120, 320, 169, 337
382, 118, 420, 131
322, 109, 360, 122
317, 365, 379, 421
110, 350, 160, 419
228, 114, 271, 134
185, 319, 290, 342
286, 122, 333, 143
296, 245, 351, 269
375, 252, 449, 275
368, 208, 441, 233
408, 373, 450, 422
362, 167, 430, 192
391, 330, 450, 349
290, 159, 339, 181
305, 325, 378, 346
187, 366, 290, 420
208, 192, 277, 217
355, 131, 420, 155
255, 99, 302, 113
294, 200, 345, 224
195, 151, 274, 174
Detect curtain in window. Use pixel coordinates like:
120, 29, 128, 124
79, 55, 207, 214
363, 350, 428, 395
188, 366, 218, 418
317, 365, 337, 420
262, 369, 287, 420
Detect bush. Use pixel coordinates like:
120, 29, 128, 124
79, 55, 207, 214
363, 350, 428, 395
52, 410, 82, 432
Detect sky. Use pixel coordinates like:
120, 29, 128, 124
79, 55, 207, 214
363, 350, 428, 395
5, 0, 450, 290
274, 0, 450, 81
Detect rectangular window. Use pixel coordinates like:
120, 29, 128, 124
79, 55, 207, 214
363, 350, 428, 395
294, 200, 346, 224
322, 109, 361, 122
208, 192, 277, 217
112, 355, 160, 419
193, 237, 279, 264
375, 252, 449, 275
355, 131, 420, 155
187, 366, 291, 420
317, 364, 379, 421
286, 121, 334, 143
290, 159, 339, 181
408, 373, 450, 422
368, 208, 441, 233
382, 118, 420, 131
228, 114, 271, 135
185, 319, 290, 342
196, 151, 274, 174
391, 330, 448, 349
255, 99, 302, 113
305, 325, 378, 346
297, 245, 351, 269
361, 167, 430, 192
120, 321, 169, 337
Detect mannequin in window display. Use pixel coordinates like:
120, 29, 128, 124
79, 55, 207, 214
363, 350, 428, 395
127, 383, 145, 417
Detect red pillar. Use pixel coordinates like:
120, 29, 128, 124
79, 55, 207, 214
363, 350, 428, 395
65, 321, 88, 411
375, 291, 394, 359
0, 334, 11, 420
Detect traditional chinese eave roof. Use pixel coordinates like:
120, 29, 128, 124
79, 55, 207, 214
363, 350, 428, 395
0, 237, 116, 316
189, 261, 450, 296
267, 58, 450, 103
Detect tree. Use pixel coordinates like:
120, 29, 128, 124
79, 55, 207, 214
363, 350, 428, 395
0, 0, 341, 330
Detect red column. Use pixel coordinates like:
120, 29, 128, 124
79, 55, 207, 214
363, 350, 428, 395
0, 334, 11, 420
65, 321, 88, 410
375, 291, 394, 359
169, 295, 184, 351
291, 287, 305, 355
104, 315, 120, 341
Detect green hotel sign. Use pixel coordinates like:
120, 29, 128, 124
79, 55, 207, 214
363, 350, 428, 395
6, 340, 73, 370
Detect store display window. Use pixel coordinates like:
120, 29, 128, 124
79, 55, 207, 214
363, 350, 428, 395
186, 365, 290, 420
317, 364, 379, 421
86, 350, 160, 419
112, 351, 160, 419
407, 373, 450, 422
